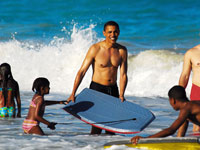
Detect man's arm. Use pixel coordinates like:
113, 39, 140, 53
179, 51, 192, 88
131, 108, 189, 144
119, 48, 128, 102
178, 51, 192, 135
67, 45, 97, 103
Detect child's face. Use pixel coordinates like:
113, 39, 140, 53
169, 97, 178, 111
44, 86, 50, 94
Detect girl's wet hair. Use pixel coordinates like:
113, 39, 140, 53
0, 63, 13, 80
32, 77, 50, 95
0, 63, 14, 106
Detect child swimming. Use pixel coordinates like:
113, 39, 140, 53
0, 63, 21, 118
22, 77, 66, 135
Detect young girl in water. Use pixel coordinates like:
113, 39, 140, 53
0, 63, 21, 118
22, 77, 66, 135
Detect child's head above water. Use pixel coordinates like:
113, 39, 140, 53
168, 85, 189, 102
0, 63, 13, 80
32, 77, 50, 95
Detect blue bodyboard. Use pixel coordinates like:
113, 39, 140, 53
63, 88, 155, 134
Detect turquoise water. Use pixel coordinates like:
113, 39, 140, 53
0, 0, 198, 149
1, 0, 200, 52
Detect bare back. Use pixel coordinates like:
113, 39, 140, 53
91, 41, 127, 86
186, 101, 200, 125
7, 79, 19, 107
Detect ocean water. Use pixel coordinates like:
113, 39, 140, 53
0, 0, 199, 149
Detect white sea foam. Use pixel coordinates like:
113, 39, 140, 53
127, 50, 192, 97
0, 25, 192, 98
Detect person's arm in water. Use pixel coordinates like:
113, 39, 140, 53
179, 51, 192, 88
119, 48, 128, 102
131, 108, 190, 144
35, 97, 56, 130
67, 45, 96, 103
15, 83, 21, 117
45, 100, 66, 106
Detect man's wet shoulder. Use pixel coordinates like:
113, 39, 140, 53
91, 42, 102, 49
188, 45, 200, 53
115, 43, 127, 51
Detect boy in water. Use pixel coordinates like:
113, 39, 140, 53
131, 85, 200, 144
22, 77, 66, 135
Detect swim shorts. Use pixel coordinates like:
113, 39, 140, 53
89, 81, 119, 134
0, 107, 8, 117
8, 107, 15, 117
89, 81, 119, 98
190, 84, 200, 101
0, 107, 15, 117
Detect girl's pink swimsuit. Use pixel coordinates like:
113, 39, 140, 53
22, 96, 41, 133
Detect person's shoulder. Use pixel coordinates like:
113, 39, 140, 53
192, 44, 200, 50
8, 79, 19, 88
184, 101, 200, 114
178, 102, 191, 114
190, 101, 200, 108
88, 42, 103, 56
187, 44, 200, 54
33, 95, 43, 103
184, 48, 194, 58
182, 101, 195, 111
89, 42, 101, 51
10, 79, 18, 85
116, 43, 127, 57
116, 43, 127, 51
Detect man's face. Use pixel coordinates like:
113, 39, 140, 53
103, 25, 120, 44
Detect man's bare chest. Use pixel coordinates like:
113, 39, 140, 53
191, 54, 200, 67
95, 51, 121, 68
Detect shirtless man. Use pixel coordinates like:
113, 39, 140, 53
131, 85, 200, 144
67, 21, 128, 134
179, 44, 200, 133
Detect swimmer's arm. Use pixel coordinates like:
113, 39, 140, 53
179, 51, 192, 88
149, 109, 189, 138
131, 109, 189, 144
35, 99, 51, 126
119, 48, 128, 102
15, 83, 21, 117
177, 120, 189, 137
67, 45, 97, 102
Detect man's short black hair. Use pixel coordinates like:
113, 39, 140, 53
168, 85, 189, 102
104, 21, 120, 31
